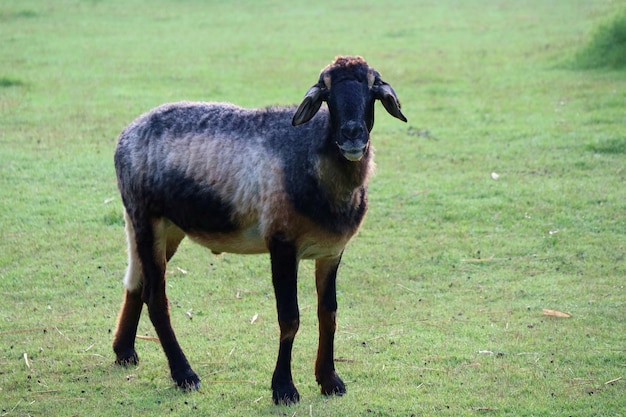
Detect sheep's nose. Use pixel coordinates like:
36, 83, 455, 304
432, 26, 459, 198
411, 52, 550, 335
341, 122, 365, 139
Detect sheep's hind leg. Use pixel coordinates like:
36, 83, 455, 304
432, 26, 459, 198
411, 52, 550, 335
269, 234, 301, 404
113, 289, 143, 365
314, 256, 346, 396
139, 218, 200, 390
113, 211, 144, 365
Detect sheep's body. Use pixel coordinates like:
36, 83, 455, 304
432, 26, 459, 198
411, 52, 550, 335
112, 56, 406, 405
115, 102, 369, 277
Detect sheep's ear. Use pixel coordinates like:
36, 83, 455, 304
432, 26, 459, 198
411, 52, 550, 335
373, 82, 408, 123
292, 84, 326, 126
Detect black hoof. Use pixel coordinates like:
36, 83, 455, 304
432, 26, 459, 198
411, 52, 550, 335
173, 368, 201, 391
114, 349, 139, 366
318, 372, 346, 397
272, 383, 300, 405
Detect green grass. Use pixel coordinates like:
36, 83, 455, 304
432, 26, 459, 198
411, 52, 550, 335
1, 1, 625, 416
573, 8, 626, 69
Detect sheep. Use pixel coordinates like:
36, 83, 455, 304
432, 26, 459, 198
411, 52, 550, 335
112, 55, 407, 405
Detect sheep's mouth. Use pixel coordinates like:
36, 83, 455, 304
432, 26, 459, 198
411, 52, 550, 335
337, 142, 368, 161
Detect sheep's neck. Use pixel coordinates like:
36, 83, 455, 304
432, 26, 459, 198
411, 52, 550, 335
317, 151, 372, 207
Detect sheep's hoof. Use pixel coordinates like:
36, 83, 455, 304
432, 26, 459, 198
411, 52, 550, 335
318, 372, 346, 397
114, 349, 139, 366
272, 383, 300, 405
173, 369, 201, 391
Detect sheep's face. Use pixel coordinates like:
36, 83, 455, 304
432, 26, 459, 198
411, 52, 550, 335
292, 56, 407, 162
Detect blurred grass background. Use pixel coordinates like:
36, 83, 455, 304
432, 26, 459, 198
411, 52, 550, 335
1, 1, 625, 416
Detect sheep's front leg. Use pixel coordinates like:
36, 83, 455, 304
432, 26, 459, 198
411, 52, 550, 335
315, 256, 346, 396
269, 234, 300, 405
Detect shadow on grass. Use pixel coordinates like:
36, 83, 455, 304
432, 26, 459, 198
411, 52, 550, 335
0, 76, 26, 88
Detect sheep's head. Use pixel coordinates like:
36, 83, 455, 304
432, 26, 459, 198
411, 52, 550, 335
292, 56, 407, 161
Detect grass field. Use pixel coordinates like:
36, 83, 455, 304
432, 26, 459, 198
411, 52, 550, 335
1, 0, 625, 416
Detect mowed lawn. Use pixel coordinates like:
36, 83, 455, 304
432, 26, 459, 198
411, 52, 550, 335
1, 1, 625, 416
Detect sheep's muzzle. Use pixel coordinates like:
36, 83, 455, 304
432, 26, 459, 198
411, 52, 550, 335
337, 141, 368, 161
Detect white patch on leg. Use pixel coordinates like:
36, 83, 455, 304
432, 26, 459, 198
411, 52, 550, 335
123, 211, 142, 292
